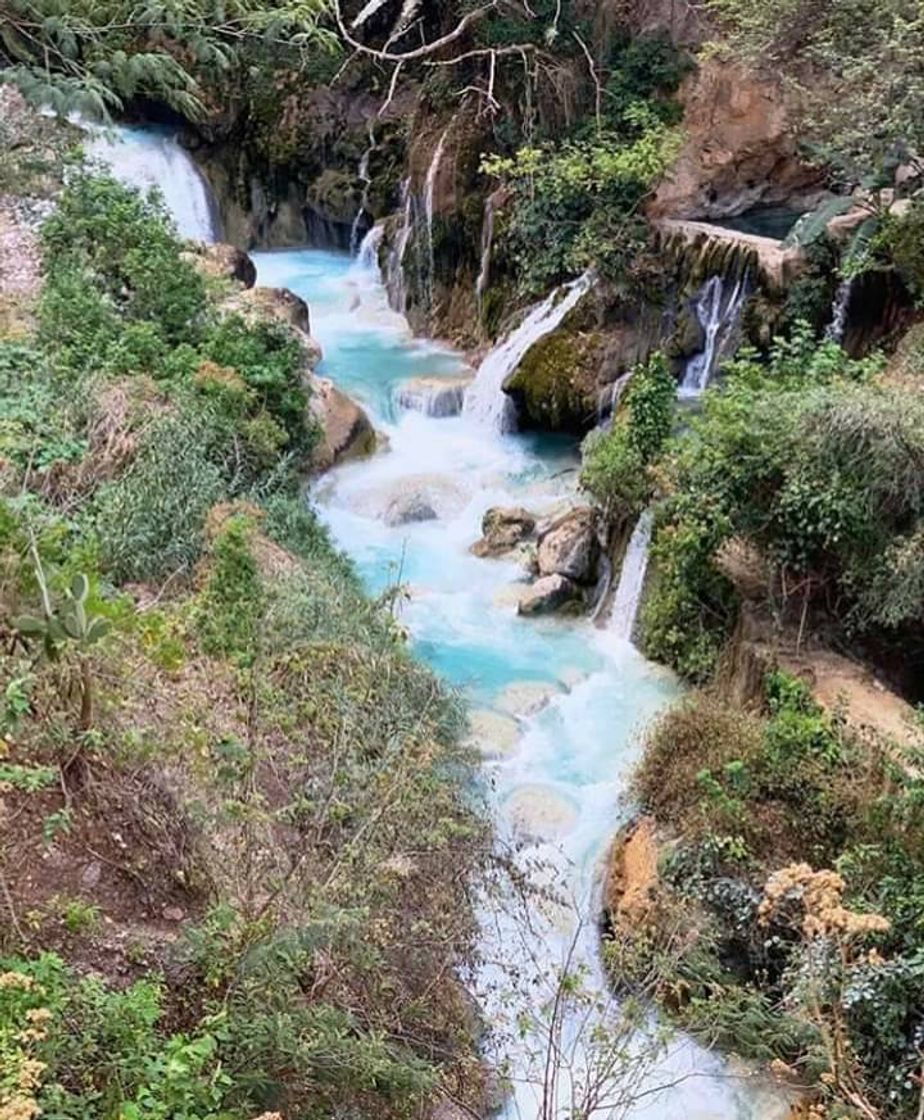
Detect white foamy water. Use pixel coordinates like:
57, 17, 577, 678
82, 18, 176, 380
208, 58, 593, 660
84, 124, 219, 242
94, 127, 792, 1119
464, 270, 594, 433
609, 510, 654, 642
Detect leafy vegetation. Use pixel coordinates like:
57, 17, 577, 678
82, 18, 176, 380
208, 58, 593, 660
0, 0, 334, 119
635, 326, 917, 680
618, 674, 924, 1119
481, 34, 689, 295
580, 352, 676, 519
0, 164, 488, 1119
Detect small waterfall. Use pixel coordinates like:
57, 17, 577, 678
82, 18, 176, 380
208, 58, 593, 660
475, 195, 495, 312
394, 377, 470, 418
463, 271, 593, 433
825, 278, 853, 344
596, 370, 633, 428
357, 223, 384, 273
385, 178, 414, 313
423, 128, 449, 310
609, 509, 654, 642
349, 124, 377, 256
85, 125, 219, 242
680, 272, 749, 397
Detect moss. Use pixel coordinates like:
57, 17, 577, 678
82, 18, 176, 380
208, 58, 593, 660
504, 328, 602, 432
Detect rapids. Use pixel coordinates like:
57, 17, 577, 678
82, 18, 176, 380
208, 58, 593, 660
97, 125, 791, 1120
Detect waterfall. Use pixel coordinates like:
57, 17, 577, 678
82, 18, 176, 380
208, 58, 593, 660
609, 509, 654, 642
825, 278, 853, 344
349, 124, 377, 256
385, 178, 414, 313
85, 125, 219, 243
357, 223, 384, 273
475, 195, 495, 311
596, 370, 633, 428
463, 271, 593, 434
423, 128, 449, 310
679, 272, 749, 397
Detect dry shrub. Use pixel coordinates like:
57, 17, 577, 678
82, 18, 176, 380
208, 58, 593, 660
38, 377, 169, 506
633, 691, 763, 831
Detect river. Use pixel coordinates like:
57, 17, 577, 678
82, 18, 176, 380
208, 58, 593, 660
92, 124, 788, 1120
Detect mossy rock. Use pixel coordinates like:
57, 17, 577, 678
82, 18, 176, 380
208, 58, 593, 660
504, 328, 602, 433
306, 168, 361, 225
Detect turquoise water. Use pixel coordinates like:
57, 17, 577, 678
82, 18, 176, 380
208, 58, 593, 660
253, 247, 788, 1119
97, 125, 789, 1120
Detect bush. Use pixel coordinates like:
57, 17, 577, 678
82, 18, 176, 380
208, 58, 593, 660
638, 328, 919, 678
581, 352, 676, 516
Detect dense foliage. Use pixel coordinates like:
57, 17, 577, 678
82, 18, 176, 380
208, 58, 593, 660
481, 34, 689, 296
0, 171, 486, 1119
636, 327, 921, 680
580, 352, 676, 518
0, 0, 334, 118
620, 674, 924, 1119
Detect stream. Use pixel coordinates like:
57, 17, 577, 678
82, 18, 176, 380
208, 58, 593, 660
93, 125, 790, 1120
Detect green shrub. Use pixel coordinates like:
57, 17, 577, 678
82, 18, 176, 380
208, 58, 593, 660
93, 411, 225, 582
581, 352, 676, 516
195, 514, 264, 663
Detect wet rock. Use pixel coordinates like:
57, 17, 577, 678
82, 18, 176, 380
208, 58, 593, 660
471, 506, 537, 557
395, 375, 472, 418
466, 708, 520, 758
307, 375, 376, 472
384, 492, 438, 526
537, 507, 599, 584
517, 574, 577, 616
506, 783, 578, 840
183, 241, 256, 288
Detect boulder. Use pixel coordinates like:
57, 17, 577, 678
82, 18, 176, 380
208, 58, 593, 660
604, 816, 660, 933
537, 507, 599, 584
230, 285, 310, 333
517, 574, 577, 616
184, 242, 256, 288
220, 285, 323, 372
307, 375, 376, 472
384, 493, 438, 527
471, 506, 537, 557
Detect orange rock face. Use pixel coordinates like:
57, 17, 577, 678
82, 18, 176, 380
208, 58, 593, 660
650, 59, 822, 219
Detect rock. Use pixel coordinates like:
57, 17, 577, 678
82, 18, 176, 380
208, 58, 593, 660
220, 285, 323, 372
80, 861, 102, 888
395, 375, 472, 417
465, 708, 520, 758
495, 680, 561, 717
604, 816, 660, 933
384, 493, 438, 526
506, 783, 578, 840
162, 906, 186, 922
183, 242, 256, 288
306, 167, 361, 226
517, 574, 577, 616
537, 507, 599, 584
230, 285, 310, 332
307, 375, 376, 472
649, 59, 822, 220
471, 506, 537, 557
343, 473, 469, 522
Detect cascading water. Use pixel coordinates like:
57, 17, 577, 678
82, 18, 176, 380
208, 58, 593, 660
680, 271, 749, 397
609, 510, 654, 641
349, 124, 377, 256
464, 271, 594, 434
357, 223, 384, 273
423, 127, 449, 311
385, 178, 413, 313
84, 124, 219, 242
96, 127, 792, 1120
475, 194, 495, 312
825, 278, 853, 344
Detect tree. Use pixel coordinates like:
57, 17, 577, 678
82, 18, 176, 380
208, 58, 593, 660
0, 0, 333, 118
706, 0, 924, 181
